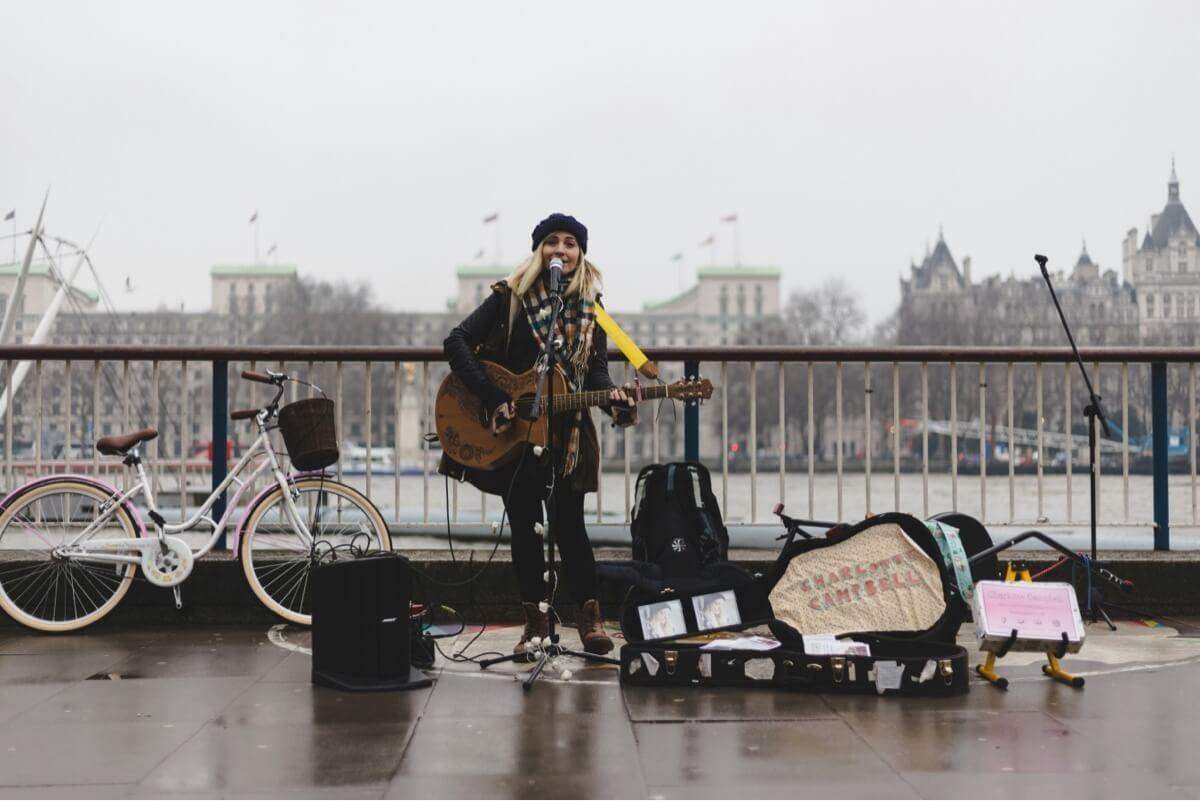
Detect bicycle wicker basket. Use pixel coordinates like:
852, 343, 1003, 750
277, 398, 339, 470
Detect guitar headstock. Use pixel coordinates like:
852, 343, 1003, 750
668, 376, 714, 401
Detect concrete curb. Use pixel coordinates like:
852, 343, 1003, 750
0, 548, 1194, 631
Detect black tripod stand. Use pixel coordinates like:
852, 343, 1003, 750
478, 262, 619, 689
1037, 254, 1116, 630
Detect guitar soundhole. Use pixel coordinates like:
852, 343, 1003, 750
514, 394, 538, 421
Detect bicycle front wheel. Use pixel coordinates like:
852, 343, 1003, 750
0, 479, 139, 632
239, 477, 391, 625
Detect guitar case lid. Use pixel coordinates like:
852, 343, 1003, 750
763, 512, 967, 647
618, 513, 970, 650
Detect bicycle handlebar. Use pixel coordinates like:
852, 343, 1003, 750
235, 369, 289, 422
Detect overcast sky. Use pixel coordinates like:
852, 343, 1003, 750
3, 1, 1198, 327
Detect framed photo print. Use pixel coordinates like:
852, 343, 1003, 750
638, 599, 687, 640
692, 590, 741, 631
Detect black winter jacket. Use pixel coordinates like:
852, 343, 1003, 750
439, 281, 626, 494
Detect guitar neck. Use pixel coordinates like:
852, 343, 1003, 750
550, 383, 672, 413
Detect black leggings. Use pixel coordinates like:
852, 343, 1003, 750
503, 466, 598, 605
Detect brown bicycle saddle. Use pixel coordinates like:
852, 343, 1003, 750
95, 428, 159, 456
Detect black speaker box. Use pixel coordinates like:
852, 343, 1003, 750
311, 553, 433, 691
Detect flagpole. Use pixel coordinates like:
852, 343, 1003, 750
699, 236, 715, 268
248, 211, 261, 263
483, 212, 501, 266
721, 213, 740, 266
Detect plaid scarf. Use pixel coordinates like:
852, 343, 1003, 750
520, 279, 596, 477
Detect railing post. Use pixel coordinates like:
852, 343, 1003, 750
212, 360, 229, 550
685, 359, 700, 462
1152, 361, 1170, 550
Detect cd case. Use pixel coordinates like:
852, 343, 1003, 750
972, 580, 1085, 655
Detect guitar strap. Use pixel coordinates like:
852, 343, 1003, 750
925, 520, 975, 600
504, 281, 657, 382
595, 305, 658, 380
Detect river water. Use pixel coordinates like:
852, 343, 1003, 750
345, 469, 1196, 544
17, 467, 1189, 552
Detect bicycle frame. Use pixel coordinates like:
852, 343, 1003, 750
59, 413, 314, 566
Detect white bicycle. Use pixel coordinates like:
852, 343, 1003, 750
0, 368, 391, 632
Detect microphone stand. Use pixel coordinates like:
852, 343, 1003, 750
478, 266, 619, 688
1036, 254, 1116, 630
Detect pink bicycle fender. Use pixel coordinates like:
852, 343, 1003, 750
229, 471, 333, 557
0, 474, 148, 537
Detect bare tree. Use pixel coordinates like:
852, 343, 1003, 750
785, 278, 868, 346
729, 280, 869, 464
248, 278, 429, 447
258, 277, 388, 346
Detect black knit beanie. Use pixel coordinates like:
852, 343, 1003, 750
530, 213, 588, 253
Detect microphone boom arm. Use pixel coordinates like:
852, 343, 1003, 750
1036, 255, 1111, 437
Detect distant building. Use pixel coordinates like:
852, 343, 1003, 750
899, 230, 1136, 346
898, 161, 1200, 348
1123, 161, 1200, 340
899, 232, 974, 333
453, 266, 507, 315
636, 267, 781, 346
452, 264, 782, 347
210, 264, 299, 316
0, 262, 99, 341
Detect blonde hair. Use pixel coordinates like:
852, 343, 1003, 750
506, 237, 603, 301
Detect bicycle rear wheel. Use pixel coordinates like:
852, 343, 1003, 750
0, 479, 139, 632
239, 477, 391, 625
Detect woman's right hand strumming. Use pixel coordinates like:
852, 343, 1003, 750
491, 401, 516, 435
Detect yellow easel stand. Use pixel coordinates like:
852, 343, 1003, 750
595, 306, 657, 380
1043, 652, 1085, 688
975, 563, 1085, 690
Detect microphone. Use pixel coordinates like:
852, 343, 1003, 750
548, 257, 564, 295
1034, 254, 1049, 278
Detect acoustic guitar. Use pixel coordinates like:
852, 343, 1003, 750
435, 361, 714, 471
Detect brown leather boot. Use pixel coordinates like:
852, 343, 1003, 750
513, 602, 549, 662
575, 599, 613, 655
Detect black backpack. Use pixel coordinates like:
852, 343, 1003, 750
630, 462, 729, 578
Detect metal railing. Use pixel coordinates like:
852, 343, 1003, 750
0, 345, 1194, 550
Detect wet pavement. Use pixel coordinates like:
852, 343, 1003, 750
2, 619, 1200, 799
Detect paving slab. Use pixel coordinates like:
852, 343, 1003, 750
139, 720, 417, 794
0, 720, 204, 787
0, 619, 1196, 798
0, 783, 139, 800
8, 675, 257, 726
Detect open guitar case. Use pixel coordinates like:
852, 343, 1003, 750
618, 512, 977, 696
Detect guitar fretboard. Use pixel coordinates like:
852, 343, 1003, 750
516, 383, 674, 414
